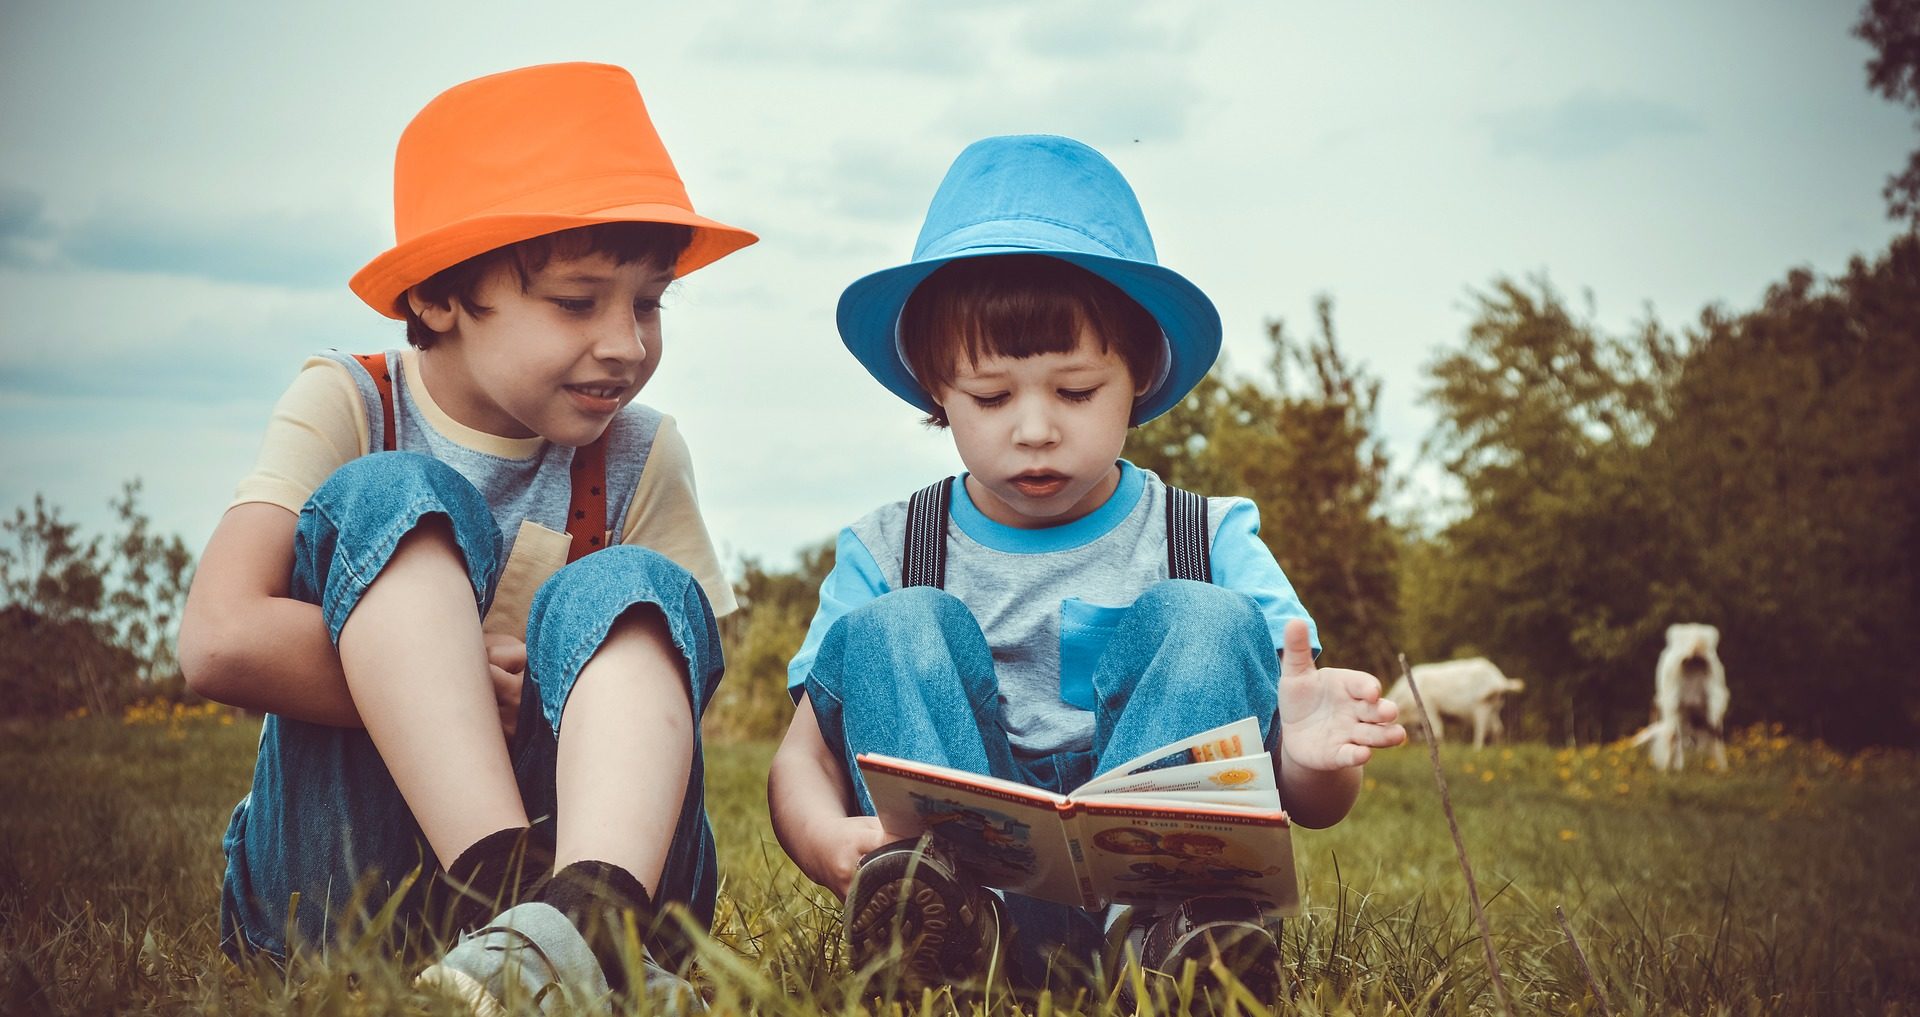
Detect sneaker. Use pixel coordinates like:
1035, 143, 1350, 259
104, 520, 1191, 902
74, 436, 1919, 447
843, 835, 1007, 992
416, 901, 611, 1016
1111, 896, 1282, 1008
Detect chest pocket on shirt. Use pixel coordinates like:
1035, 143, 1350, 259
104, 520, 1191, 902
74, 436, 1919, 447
486, 520, 571, 638
1059, 598, 1134, 711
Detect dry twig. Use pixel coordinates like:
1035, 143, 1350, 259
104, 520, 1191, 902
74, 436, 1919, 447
1401, 653, 1515, 1017
1555, 904, 1613, 1016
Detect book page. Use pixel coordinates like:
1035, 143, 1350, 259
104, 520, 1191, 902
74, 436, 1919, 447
1073, 800, 1299, 915
1075, 752, 1277, 799
856, 754, 1086, 905
1094, 789, 1281, 807
1075, 716, 1267, 797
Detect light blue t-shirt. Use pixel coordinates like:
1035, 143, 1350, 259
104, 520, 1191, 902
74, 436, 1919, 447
788, 461, 1317, 757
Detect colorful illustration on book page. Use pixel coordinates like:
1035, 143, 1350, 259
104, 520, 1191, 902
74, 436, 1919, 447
1087, 819, 1295, 910
909, 791, 1039, 877
1186, 732, 1249, 764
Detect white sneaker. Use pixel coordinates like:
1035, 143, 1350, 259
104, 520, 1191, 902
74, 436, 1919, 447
416, 902, 610, 1016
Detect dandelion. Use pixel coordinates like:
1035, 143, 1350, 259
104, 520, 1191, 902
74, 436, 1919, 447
1558, 829, 1577, 842
1557, 767, 1573, 781
1614, 782, 1631, 796
1481, 770, 1496, 783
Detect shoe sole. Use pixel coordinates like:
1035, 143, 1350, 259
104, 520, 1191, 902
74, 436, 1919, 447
416, 962, 509, 1017
845, 842, 993, 991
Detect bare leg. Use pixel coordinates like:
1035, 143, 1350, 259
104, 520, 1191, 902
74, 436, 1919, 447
338, 520, 528, 866
554, 605, 693, 891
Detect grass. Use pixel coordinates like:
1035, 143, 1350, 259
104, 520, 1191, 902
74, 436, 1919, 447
2, 705, 1917, 1015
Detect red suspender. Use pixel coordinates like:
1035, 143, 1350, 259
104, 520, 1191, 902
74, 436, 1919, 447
352, 351, 610, 563
566, 434, 609, 562
352, 352, 397, 452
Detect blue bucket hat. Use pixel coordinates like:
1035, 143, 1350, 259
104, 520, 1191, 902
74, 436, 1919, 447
836, 135, 1222, 426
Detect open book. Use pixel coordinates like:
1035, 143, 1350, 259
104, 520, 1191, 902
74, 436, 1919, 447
856, 717, 1298, 914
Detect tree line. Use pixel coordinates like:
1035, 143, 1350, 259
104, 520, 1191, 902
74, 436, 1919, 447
8, 239, 1913, 746
709, 235, 1918, 748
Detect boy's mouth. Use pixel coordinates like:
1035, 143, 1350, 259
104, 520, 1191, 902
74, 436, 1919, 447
563, 381, 627, 415
1008, 471, 1069, 499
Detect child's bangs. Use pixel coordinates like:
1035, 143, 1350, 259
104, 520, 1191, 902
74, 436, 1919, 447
506, 221, 695, 285
901, 255, 1164, 398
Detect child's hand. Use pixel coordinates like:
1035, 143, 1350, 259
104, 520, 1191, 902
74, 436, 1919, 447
806, 815, 903, 899
483, 633, 526, 738
1277, 619, 1406, 771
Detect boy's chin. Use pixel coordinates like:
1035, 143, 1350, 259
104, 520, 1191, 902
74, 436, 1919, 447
540, 419, 616, 448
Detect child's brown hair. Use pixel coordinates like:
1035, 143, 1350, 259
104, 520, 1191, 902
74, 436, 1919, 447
399, 221, 693, 349
898, 254, 1163, 427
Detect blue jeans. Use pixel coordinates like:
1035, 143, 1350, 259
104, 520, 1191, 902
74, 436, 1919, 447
803, 581, 1279, 987
218, 452, 724, 963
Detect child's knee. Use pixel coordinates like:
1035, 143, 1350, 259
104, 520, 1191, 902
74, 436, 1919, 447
525, 546, 719, 713
1131, 580, 1265, 643
818, 588, 986, 704
840, 586, 973, 643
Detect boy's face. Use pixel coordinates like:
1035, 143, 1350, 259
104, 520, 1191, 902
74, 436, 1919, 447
412, 251, 671, 446
936, 327, 1145, 529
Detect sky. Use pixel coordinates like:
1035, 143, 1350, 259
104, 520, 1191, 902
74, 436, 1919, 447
0, 1, 1909, 575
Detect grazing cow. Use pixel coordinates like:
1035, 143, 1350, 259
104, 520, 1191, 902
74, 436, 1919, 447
1385, 657, 1526, 750
1631, 623, 1729, 771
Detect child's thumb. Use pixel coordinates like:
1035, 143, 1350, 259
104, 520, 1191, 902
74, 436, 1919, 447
1281, 618, 1315, 678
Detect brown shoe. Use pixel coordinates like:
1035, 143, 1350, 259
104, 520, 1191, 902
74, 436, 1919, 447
1113, 896, 1281, 1007
843, 835, 1008, 993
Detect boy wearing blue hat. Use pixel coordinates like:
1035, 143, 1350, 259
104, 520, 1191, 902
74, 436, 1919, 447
768, 135, 1407, 995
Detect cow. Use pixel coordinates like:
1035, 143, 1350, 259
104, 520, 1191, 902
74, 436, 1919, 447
1630, 623, 1729, 771
1385, 657, 1526, 750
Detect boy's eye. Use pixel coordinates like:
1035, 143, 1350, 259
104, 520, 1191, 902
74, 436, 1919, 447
551, 297, 595, 314
969, 393, 1009, 408
1059, 387, 1098, 402
634, 297, 663, 315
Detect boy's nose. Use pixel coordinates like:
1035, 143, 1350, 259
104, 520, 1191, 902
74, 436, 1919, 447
593, 312, 652, 365
1011, 403, 1059, 447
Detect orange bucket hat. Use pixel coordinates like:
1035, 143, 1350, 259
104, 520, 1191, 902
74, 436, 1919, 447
350, 62, 757, 318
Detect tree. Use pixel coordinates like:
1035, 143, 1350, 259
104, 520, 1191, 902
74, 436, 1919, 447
1856, 0, 1920, 226
0, 482, 194, 716
1414, 277, 1683, 741
1641, 236, 1920, 744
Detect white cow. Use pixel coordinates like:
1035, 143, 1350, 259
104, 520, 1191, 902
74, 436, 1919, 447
1630, 623, 1729, 771
1385, 658, 1526, 750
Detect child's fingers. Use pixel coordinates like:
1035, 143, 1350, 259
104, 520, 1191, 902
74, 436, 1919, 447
1341, 669, 1382, 702
1374, 686, 1405, 721
485, 637, 527, 674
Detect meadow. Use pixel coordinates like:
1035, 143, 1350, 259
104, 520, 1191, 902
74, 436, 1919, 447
2, 704, 1916, 1015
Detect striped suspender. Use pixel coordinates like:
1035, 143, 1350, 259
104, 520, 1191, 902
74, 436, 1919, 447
901, 477, 954, 588
1164, 485, 1213, 582
349, 351, 611, 564
899, 475, 1212, 589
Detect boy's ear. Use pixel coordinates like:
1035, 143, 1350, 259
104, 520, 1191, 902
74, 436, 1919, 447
407, 288, 459, 335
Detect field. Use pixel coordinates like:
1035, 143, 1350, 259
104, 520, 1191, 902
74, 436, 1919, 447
2, 705, 1917, 1015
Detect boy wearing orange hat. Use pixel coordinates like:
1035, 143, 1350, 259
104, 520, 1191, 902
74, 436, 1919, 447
178, 63, 754, 1011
